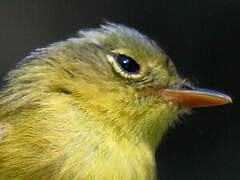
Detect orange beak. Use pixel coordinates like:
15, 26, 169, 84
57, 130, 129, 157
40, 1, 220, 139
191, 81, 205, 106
155, 88, 232, 108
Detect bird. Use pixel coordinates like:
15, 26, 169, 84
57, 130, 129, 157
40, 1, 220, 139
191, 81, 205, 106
0, 23, 232, 180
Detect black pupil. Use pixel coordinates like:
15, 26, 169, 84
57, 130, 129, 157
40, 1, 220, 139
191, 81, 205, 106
115, 54, 140, 74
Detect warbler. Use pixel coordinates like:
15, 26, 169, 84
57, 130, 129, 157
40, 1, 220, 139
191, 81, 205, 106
0, 23, 232, 180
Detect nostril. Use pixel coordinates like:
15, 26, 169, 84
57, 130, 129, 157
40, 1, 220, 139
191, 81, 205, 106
171, 80, 194, 90
182, 82, 195, 90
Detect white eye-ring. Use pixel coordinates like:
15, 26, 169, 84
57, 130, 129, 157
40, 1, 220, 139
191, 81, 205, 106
107, 54, 144, 79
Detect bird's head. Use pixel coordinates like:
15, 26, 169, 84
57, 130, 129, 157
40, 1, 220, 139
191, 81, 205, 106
3, 23, 232, 148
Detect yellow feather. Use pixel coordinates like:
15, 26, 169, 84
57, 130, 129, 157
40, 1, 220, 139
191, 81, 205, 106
0, 23, 230, 179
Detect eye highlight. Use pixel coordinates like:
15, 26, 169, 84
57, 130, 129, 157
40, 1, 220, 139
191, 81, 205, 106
107, 53, 144, 79
115, 54, 140, 74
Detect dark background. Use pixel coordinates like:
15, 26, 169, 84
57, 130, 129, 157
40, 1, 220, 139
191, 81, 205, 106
0, 0, 239, 179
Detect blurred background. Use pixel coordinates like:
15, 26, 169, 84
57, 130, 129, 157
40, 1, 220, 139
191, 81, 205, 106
0, 0, 239, 179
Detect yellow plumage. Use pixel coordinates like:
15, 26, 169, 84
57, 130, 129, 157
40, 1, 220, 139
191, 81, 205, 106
0, 23, 231, 179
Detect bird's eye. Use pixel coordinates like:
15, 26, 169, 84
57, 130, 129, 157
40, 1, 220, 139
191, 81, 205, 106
115, 54, 140, 74
107, 53, 143, 79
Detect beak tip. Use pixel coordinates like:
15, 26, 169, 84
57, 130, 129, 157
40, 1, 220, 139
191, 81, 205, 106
226, 96, 233, 104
